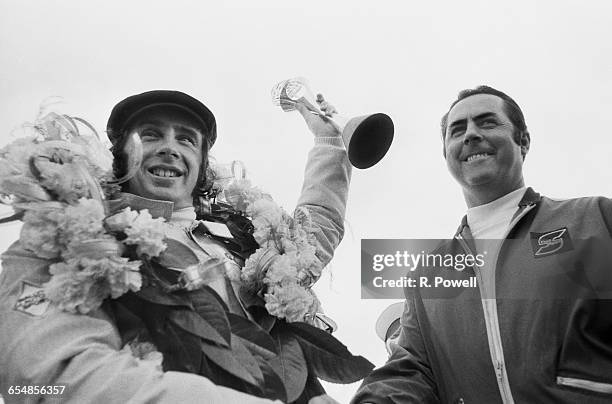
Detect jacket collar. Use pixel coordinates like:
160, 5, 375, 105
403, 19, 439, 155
518, 187, 541, 207
454, 187, 541, 239
107, 193, 175, 220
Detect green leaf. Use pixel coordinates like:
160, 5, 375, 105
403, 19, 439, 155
269, 324, 308, 402
292, 370, 326, 404
238, 335, 277, 362
200, 340, 258, 386
231, 337, 265, 386
239, 285, 266, 309
194, 285, 230, 312
287, 322, 375, 383
158, 319, 202, 374
258, 357, 289, 403
107, 300, 149, 345
156, 238, 200, 269
234, 334, 288, 400
247, 305, 277, 332
168, 309, 230, 348
188, 286, 231, 344
227, 312, 277, 356
136, 285, 193, 309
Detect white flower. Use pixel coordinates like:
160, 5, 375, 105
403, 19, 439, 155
102, 257, 143, 297
248, 199, 283, 228
105, 207, 139, 231
44, 268, 108, 314
252, 224, 273, 246
20, 206, 67, 259
123, 210, 167, 257
242, 248, 269, 290
45, 255, 143, 313
265, 282, 316, 322
59, 198, 106, 249
0, 135, 38, 177
264, 254, 298, 285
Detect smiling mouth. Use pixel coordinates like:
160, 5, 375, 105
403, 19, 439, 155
465, 153, 493, 162
148, 167, 183, 178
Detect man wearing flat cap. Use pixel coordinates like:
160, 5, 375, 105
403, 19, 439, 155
0, 89, 349, 403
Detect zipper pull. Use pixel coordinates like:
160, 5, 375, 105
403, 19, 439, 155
495, 361, 504, 382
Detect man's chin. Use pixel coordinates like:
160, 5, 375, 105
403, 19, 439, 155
463, 173, 497, 187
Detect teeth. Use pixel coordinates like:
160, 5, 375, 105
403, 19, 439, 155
467, 153, 489, 162
151, 168, 179, 177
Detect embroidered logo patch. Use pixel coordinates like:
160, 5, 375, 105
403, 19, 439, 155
13, 281, 50, 316
530, 227, 573, 258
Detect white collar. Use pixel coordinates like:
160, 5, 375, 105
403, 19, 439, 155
467, 187, 527, 238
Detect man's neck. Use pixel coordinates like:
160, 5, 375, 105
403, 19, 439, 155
463, 180, 526, 208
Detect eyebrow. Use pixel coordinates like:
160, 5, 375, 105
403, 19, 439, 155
448, 112, 499, 131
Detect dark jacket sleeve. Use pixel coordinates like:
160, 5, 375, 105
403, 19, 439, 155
351, 298, 440, 404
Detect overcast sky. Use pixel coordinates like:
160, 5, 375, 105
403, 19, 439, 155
1, 1, 611, 402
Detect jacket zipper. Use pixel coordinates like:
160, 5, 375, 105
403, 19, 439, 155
456, 204, 535, 404
557, 376, 612, 394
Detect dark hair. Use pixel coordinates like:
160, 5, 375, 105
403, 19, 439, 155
440, 85, 529, 147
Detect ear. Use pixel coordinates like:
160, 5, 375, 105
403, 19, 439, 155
519, 131, 530, 160
441, 134, 447, 159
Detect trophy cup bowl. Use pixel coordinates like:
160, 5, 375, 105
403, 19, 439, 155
271, 77, 394, 169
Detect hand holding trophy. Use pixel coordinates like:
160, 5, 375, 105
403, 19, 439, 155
295, 93, 341, 139
272, 77, 394, 169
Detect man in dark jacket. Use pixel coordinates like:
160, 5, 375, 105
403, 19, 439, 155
353, 86, 612, 403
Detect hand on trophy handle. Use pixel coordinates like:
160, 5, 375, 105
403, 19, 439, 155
295, 93, 342, 138
316, 94, 338, 117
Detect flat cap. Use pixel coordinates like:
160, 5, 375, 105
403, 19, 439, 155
106, 90, 217, 146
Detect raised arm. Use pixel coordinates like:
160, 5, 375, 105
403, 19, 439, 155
294, 98, 352, 268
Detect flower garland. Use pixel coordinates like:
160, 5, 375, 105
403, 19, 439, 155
219, 178, 323, 322
0, 112, 167, 313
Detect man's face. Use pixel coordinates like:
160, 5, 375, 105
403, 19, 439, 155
444, 94, 526, 200
124, 106, 205, 209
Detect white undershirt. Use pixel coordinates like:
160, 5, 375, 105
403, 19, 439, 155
466, 187, 526, 296
467, 187, 527, 240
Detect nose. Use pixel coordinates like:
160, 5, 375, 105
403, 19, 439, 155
156, 136, 180, 159
463, 120, 483, 145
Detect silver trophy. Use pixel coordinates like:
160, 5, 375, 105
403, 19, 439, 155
271, 77, 394, 169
